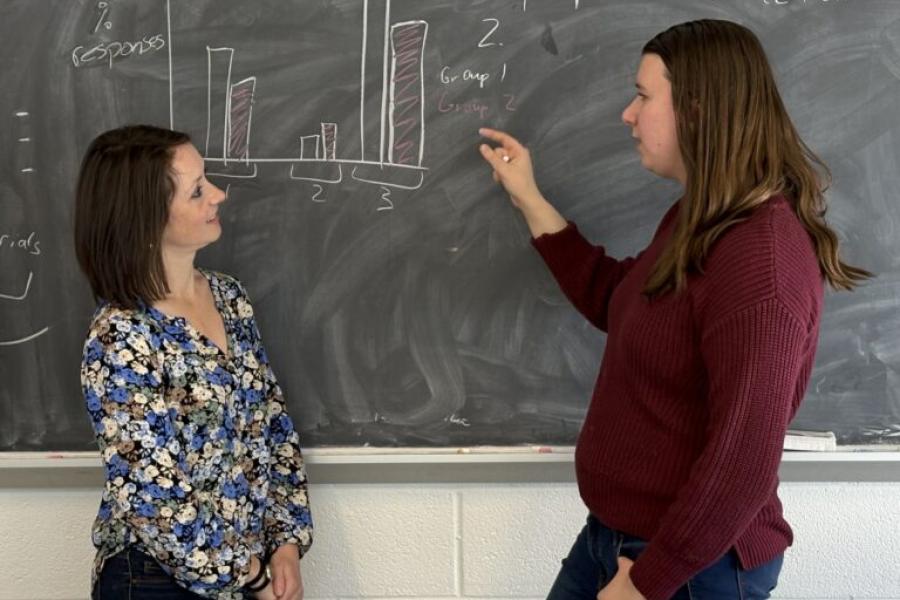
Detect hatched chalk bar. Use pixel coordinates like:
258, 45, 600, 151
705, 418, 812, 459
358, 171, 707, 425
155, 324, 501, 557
388, 21, 427, 167
227, 77, 256, 163
321, 123, 337, 161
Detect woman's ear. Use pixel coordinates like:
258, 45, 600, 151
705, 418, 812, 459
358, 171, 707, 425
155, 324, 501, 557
687, 95, 701, 120
680, 98, 701, 133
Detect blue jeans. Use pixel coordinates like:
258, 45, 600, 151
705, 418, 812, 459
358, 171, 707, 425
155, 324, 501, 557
547, 515, 783, 600
92, 548, 248, 600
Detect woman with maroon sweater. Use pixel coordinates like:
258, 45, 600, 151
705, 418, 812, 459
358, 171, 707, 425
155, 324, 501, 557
478, 19, 870, 600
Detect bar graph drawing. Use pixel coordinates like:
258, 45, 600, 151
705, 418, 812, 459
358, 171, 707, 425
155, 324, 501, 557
289, 122, 343, 184
197, 1, 429, 190
205, 47, 257, 178
352, 17, 427, 190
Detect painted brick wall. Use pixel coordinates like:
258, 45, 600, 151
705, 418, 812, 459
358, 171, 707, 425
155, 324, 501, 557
1, 482, 898, 599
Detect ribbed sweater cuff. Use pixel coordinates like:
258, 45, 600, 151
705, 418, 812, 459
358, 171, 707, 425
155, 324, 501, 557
530, 221, 591, 272
629, 542, 701, 600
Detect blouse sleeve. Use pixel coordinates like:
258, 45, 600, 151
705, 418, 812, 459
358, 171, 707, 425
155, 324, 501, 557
256, 335, 314, 558
81, 317, 254, 597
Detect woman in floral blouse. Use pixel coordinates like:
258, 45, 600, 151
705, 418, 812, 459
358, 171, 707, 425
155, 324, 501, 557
75, 125, 312, 600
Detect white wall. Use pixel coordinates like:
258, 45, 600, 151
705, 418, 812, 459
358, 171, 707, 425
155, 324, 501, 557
1, 477, 899, 599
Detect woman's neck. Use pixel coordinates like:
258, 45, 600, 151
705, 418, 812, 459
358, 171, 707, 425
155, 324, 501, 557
160, 247, 200, 302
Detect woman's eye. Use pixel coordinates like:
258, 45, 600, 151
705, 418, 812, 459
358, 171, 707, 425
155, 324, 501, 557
191, 186, 202, 198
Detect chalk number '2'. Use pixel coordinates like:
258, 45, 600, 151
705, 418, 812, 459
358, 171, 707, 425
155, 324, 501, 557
479, 18, 501, 48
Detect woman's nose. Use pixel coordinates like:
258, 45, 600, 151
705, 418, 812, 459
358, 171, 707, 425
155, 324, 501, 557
211, 183, 227, 204
622, 98, 637, 126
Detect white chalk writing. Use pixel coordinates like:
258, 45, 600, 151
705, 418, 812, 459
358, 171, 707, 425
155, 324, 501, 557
71, 34, 165, 68
0, 232, 41, 256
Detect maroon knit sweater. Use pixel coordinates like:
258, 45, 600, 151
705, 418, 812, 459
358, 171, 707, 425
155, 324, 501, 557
532, 196, 823, 600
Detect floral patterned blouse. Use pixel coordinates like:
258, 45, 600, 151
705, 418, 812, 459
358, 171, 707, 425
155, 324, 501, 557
81, 269, 312, 599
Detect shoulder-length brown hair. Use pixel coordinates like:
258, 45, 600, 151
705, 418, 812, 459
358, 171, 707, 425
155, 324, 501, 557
641, 19, 871, 297
74, 124, 190, 309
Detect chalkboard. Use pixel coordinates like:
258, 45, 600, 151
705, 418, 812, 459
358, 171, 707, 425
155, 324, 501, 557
2, 0, 898, 451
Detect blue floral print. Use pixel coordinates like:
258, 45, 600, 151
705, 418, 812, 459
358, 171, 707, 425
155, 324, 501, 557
81, 270, 312, 599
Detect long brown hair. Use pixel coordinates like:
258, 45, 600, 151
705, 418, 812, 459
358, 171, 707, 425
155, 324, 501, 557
641, 19, 871, 297
74, 125, 190, 309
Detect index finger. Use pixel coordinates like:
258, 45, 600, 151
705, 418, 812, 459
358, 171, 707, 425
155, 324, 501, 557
478, 127, 523, 151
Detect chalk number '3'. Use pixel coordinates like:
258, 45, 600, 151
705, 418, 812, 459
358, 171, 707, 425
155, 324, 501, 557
377, 186, 393, 211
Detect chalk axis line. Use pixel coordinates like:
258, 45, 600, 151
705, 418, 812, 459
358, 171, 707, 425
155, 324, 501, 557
0, 272, 49, 346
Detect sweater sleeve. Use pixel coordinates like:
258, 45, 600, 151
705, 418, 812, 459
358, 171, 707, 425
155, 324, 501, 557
628, 298, 809, 600
531, 222, 641, 332
81, 322, 254, 597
